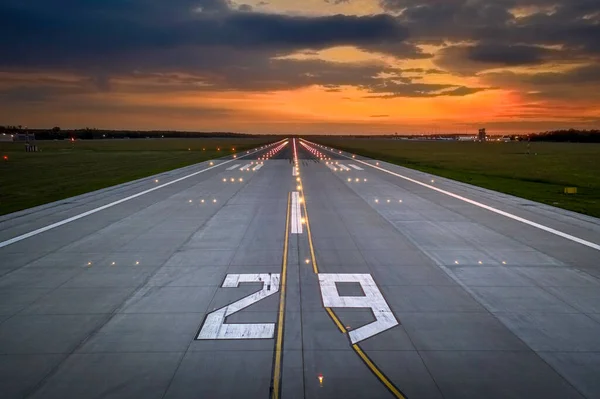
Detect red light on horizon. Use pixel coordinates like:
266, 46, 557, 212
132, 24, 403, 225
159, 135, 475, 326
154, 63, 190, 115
3, 155, 8, 160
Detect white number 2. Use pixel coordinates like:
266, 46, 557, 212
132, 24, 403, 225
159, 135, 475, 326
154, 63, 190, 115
318, 273, 398, 344
197, 273, 280, 340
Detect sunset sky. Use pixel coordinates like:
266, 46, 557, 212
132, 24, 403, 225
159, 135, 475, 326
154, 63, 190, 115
1, 0, 599, 134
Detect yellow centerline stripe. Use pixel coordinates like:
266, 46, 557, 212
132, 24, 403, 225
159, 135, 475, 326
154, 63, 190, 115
298, 140, 407, 399
353, 344, 407, 399
271, 192, 291, 399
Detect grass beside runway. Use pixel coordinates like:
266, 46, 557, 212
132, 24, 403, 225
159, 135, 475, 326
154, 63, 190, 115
310, 138, 600, 218
0, 138, 277, 216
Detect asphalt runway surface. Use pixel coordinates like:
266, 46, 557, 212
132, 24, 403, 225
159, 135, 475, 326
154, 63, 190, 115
1, 138, 599, 399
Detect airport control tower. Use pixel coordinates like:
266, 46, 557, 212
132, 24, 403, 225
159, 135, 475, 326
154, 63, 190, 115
478, 128, 487, 142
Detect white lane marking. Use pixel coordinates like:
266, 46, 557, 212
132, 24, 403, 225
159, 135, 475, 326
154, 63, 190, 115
293, 166, 298, 176
302, 139, 600, 252
240, 163, 252, 171
349, 164, 364, 170
0, 140, 285, 249
319, 273, 398, 344
291, 191, 303, 234
197, 273, 280, 339
226, 164, 241, 170
338, 164, 351, 171
253, 164, 264, 171
326, 163, 337, 172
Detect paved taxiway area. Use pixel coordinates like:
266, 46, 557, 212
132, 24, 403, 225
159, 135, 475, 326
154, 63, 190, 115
1, 138, 599, 399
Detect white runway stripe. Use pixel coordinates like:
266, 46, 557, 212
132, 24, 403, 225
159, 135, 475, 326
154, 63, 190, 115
253, 164, 264, 171
338, 164, 351, 171
240, 163, 252, 171
291, 191, 303, 234
293, 166, 298, 176
349, 164, 364, 170
226, 164, 241, 170
326, 163, 338, 171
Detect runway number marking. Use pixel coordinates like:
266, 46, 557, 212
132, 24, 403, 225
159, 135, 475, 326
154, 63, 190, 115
197, 273, 280, 340
197, 272, 397, 343
319, 274, 398, 344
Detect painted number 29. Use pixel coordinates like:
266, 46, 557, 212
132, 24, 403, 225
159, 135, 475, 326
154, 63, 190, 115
196, 273, 397, 342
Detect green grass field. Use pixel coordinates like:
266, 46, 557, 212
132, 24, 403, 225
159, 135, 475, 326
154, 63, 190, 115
311, 138, 600, 218
0, 138, 276, 216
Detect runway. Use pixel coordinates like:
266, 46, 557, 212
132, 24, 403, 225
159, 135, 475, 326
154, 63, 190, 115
1, 138, 599, 399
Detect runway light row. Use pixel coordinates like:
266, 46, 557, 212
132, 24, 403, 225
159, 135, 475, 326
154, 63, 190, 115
347, 178, 368, 182
299, 141, 331, 161
222, 177, 244, 182
86, 260, 141, 267
258, 141, 288, 161
187, 199, 218, 204
374, 199, 403, 204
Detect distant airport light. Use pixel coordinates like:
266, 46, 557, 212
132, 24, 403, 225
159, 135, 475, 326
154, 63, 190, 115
135, 261, 140, 265
347, 178, 352, 182
111, 261, 116, 265
363, 179, 367, 182
297, 185, 302, 190
188, 148, 191, 151
318, 374, 324, 386
375, 199, 379, 203
210, 162, 214, 166
2, 155, 7, 160
154, 179, 159, 183
478, 261, 483, 264
431, 179, 435, 183
239, 178, 243, 182
355, 178, 359, 182
213, 199, 217, 203
87, 262, 92, 266
387, 199, 391, 203
305, 259, 310, 264
201, 199, 205, 203
502, 261, 507, 265
301, 218, 306, 224
189, 200, 193, 203
454, 261, 459, 264
230, 178, 235, 182
399, 200, 402, 203
223, 178, 227, 182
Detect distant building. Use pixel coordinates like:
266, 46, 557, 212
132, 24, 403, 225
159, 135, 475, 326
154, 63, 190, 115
13, 133, 35, 142
478, 128, 487, 142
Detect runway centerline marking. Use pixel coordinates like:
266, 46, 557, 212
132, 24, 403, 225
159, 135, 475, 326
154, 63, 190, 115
291, 191, 303, 234
0, 140, 285, 249
301, 139, 600, 252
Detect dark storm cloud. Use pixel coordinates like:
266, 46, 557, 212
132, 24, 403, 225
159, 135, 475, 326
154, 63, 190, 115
0, 0, 409, 70
381, 0, 600, 70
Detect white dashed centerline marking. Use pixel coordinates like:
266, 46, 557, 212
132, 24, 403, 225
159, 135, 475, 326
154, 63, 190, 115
291, 191, 303, 234
253, 164, 264, 171
301, 139, 600, 252
226, 164, 241, 170
349, 164, 364, 170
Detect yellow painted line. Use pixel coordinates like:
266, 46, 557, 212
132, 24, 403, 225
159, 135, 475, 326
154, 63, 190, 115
271, 192, 291, 399
325, 307, 346, 333
353, 344, 407, 399
297, 140, 407, 399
